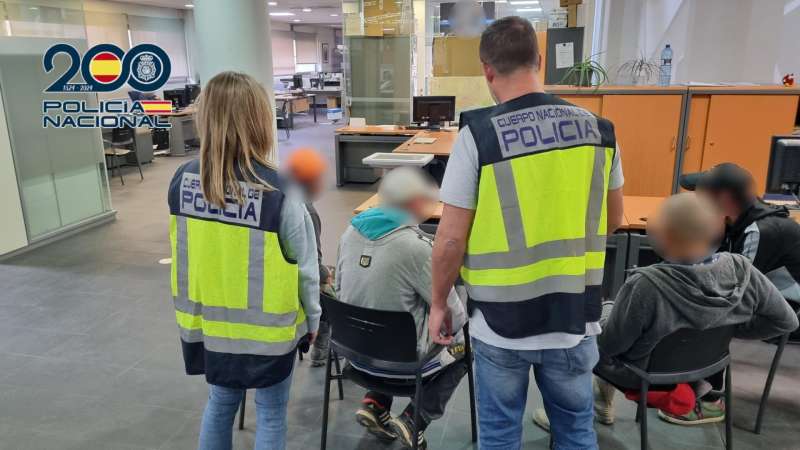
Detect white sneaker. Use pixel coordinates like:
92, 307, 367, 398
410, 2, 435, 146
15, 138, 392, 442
531, 408, 550, 432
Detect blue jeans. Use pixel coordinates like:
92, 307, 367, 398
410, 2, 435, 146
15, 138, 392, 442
197, 373, 293, 450
472, 336, 599, 450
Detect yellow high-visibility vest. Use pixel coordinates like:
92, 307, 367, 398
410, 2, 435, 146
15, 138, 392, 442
167, 160, 306, 387
458, 95, 616, 338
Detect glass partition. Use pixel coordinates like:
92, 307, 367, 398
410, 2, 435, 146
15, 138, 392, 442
0, 35, 111, 241
342, 0, 414, 125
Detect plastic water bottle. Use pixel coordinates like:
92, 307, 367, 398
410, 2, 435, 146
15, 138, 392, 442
659, 44, 673, 86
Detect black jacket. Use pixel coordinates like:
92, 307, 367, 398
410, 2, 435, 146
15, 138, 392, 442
722, 200, 800, 302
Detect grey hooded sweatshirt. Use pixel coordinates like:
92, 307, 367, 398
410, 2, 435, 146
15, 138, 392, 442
336, 207, 467, 367
599, 252, 799, 372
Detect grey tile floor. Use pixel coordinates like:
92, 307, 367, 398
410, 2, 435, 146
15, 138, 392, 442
1, 113, 799, 449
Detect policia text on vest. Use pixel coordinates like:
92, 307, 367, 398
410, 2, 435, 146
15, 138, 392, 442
168, 159, 307, 389
459, 94, 616, 339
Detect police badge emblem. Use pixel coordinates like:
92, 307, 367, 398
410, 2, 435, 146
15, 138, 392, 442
359, 255, 372, 268
136, 54, 157, 82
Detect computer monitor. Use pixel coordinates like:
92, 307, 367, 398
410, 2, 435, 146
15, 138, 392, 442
413, 96, 456, 129
185, 84, 201, 104
163, 89, 187, 109
766, 135, 800, 198
292, 75, 303, 90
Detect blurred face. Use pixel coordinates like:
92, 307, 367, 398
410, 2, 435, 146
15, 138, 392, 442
404, 196, 436, 223
304, 177, 324, 200
698, 189, 740, 223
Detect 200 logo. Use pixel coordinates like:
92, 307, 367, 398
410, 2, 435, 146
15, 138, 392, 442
43, 43, 171, 93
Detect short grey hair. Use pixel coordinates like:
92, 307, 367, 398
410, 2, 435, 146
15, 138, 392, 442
378, 166, 438, 207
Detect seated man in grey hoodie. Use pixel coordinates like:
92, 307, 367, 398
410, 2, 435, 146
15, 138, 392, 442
336, 167, 468, 450
533, 193, 798, 431
596, 193, 798, 426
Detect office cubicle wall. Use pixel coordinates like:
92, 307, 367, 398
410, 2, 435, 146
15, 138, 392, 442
0, 37, 113, 250
345, 35, 412, 125
0, 79, 28, 255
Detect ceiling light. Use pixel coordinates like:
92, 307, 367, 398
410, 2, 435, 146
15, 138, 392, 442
293, 19, 302, 22
509, 0, 538, 4
268, 1, 277, 5
184, 3, 194, 7
330, 13, 339, 16
269, 12, 295, 16
516, 7, 542, 12
302, 7, 312, 12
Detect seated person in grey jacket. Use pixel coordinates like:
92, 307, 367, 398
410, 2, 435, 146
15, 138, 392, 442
596, 193, 799, 426
336, 167, 468, 450
534, 193, 799, 432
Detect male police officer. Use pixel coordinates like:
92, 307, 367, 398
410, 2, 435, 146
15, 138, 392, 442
428, 17, 625, 450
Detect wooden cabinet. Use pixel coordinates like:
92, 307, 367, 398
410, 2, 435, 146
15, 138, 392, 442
698, 95, 799, 193
601, 94, 683, 196
560, 94, 603, 115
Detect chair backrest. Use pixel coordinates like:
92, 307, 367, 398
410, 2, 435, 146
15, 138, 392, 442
112, 126, 134, 144
647, 325, 736, 373
322, 294, 419, 365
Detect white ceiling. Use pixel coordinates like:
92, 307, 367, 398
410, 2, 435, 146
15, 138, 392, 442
111, 0, 563, 26
110, 0, 343, 26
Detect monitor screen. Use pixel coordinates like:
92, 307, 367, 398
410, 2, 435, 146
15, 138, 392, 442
185, 84, 200, 103
163, 89, 187, 109
766, 136, 800, 194
413, 96, 456, 124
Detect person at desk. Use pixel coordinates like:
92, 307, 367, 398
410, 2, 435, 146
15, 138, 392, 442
167, 72, 320, 450
427, 16, 625, 450
336, 167, 468, 450
533, 193, 798, 429
681, 164, 800, 316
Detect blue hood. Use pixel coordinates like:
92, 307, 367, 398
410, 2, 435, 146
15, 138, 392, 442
351, 207, 412, 240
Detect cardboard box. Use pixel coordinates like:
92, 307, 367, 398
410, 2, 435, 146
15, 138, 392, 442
567, 4, 578, 27
559, 0, 582, 6
326, 96, 340, 109
432, 37, 483, 77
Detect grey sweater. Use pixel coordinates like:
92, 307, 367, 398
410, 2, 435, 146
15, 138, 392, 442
600, 252, 799, 369
336, 219, 467, 358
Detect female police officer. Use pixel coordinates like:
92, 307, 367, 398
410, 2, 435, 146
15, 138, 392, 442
167, 71, 320, 450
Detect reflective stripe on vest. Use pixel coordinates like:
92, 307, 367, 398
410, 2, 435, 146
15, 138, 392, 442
170, 215, 306, 356
462, 145, 613, 302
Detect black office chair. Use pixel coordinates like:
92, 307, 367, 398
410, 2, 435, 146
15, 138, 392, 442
608, 326, 736, 450
319, 294, 477, 450
103, 126, 143, 185
754, 332, 790, 434
275, 101, 290, 140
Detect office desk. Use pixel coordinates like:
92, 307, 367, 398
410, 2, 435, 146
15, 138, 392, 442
335, 126, 457, 186
622, 196, 666, 230
163, 106, 197, 156
276, 93, 318, 125
393, 130, 457, 156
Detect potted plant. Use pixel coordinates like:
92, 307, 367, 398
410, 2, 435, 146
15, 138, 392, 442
617, 52, 660, 85
558, 55, 609, 89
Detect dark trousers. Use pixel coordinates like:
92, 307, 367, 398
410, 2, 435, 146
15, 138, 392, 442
364, 358, 468, 430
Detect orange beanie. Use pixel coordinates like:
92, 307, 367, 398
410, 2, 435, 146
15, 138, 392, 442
285, 148, 327, 183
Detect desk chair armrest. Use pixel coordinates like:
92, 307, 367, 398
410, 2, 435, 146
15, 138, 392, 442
617, 359, 651, 381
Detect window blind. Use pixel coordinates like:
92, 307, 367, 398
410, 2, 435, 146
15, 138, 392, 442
271, 29, 295, 75
128, 15, 189, 82
294, 31, 317, 65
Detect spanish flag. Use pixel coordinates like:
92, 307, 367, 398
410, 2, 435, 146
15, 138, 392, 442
139, 101, 173, 114
88, 52, 122, 84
